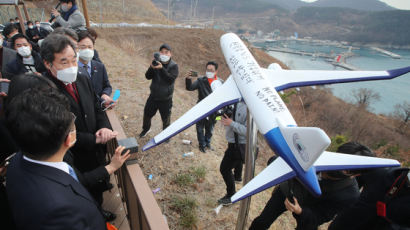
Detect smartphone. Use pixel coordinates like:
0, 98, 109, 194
0, 82, 9, 94
191, 71, 198, 77
103, 90, 120, 111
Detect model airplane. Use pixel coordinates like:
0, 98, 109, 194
143, 33, 409, 203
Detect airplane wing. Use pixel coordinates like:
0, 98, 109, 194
261, 66, 410, 91
313, 151, 400, 172
143, 76, 242, 151
231, 157, 296, 203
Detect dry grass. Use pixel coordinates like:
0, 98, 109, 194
95, 27, 408, 229
26, 0, 166, 24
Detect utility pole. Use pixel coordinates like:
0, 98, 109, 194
235, 110, 258, 230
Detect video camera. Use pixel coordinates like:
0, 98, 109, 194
152, 52, 160, 66
216, 105, 234, 118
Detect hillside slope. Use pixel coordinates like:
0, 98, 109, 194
27, 0, 166, 24
95, 27, 408, 229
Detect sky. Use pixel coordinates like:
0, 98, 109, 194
300, 0, 410, 10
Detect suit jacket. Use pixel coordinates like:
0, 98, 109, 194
78, 60, 112, 98
45, 72, 111, 172
26, 28, 41, 42
6, 152, 106, 230
38, 27, 50, 39
1, 47, 17, 79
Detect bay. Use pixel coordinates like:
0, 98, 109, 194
254, 40, 410, 115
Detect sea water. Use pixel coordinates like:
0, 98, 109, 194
255, 40, 410, 115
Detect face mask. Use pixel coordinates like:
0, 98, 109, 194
61, 4, 70, 12
159, 54, 170, 63
0, 38, 3, 47
17, 46, 31, 57
78, 49, 94, 62
36, 24, 40, 27
206, 72, 215, 79
28, 25, 34, 29
56, 66, 78, 84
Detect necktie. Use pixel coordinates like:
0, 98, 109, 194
67, 164, 79, 182
83, 65, 91, 78
65, 83, 79, 103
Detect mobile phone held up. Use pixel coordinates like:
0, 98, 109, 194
0, 81, 10, 94
190, 70, 198, 77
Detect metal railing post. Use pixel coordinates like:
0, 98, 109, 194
235, 108, 258, 230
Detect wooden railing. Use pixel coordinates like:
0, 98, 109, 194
105, 110, 169, 230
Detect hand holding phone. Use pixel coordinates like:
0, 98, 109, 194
190, 71, 198, 77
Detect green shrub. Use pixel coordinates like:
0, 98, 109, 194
174, 173, 194, 187
327, 134, 348, 152
171, 196, 198, 228
190, 166, 206, 182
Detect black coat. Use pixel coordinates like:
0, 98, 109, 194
186, 76, 213, 102
6, 51, 46, 77
145, 59, 179, 100
25, 28, 41, 42
45, 72, 111, 172
1, 47, 16, 79
329, 167, 410, 230
6, 152, 106, 230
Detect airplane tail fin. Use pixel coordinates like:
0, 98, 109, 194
278, 122, 331, 172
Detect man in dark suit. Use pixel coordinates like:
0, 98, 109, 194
40, 34, 117, 205
35, 20, 50, 39
5, 87, 107, 230
26, 21, 41, 43
77, 31, 114, 108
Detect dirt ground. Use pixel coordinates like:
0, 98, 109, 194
95, 27, 333, 230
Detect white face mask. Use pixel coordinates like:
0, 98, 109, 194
78, 49, 94, 62
28, 25, 34, 29
56, 66, 78, 85
206, 71, 215, 79
159, 54, 170, 63
61, 4, 70, 12
36, 24, 40, 27
17, 46, 31, 57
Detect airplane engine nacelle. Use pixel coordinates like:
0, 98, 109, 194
268, 63, 283, 70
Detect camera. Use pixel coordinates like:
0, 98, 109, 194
152, 52, 160, 66
216, 105, 234, 118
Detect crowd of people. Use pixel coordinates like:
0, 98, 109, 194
1, 0, 409, 229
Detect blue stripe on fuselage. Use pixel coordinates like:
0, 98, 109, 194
264, 128, 322, 196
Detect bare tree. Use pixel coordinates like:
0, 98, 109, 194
351, 88, 380, 109
393, 101, 410, 123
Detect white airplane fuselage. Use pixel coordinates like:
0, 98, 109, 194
221, 33, 323, 196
